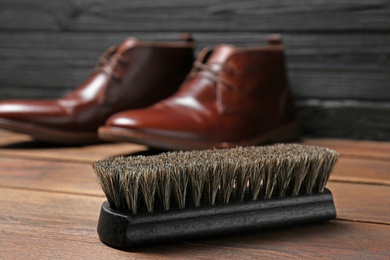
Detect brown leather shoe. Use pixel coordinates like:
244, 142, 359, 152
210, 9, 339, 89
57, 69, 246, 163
99, 35, 300, 150
0, 34, 195, 144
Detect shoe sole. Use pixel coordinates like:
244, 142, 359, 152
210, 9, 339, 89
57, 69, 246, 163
98, 121, 300, 150
0, 118, 100, 145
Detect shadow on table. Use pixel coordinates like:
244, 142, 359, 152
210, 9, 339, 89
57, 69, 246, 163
122, 221, 348, 255
0, 140, 94, 149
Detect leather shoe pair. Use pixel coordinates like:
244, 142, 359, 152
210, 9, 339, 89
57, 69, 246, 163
99, 34, 300, 150
0, 34, 299, 149
0, 34, 195, 144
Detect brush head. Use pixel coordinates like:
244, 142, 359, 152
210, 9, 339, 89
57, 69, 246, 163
93, 144, 339, 214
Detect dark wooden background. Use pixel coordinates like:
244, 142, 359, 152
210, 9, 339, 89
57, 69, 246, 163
0, 0, 389, 140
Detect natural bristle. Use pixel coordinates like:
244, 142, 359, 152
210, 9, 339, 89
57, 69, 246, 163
93, 144, 339, 214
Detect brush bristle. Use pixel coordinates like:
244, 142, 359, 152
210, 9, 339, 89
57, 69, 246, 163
93, 144, 339, 214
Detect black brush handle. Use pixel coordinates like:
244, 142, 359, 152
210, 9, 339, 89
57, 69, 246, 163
97, 189, 336, 248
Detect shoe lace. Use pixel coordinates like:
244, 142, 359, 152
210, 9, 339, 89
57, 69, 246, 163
188, 61, 237, 90
93, 45, 129, 81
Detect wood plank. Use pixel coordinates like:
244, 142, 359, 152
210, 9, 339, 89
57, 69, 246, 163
1, 32, 389, 140
0, 32, 389, 101
1, 130, 389, 185
331, 157, 390, 185
1, 0, 389, 32
2, 32, 389, 65
1, 1, 389, 141
303, 139, 390, 184
290, 71, 390, 100
0, 154, 388, 195
0, 156, 389, 224
1, 1, 389, 256
303, 138, 390, 160
328, 182, 390, 224
296, 100, 390, 141
0, 130, 147, 163
1, 188, 389, 259
0, 157, 102, 196
1, 130, 389, 184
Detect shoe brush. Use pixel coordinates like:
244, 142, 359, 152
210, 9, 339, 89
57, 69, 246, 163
93, 143, 339, 248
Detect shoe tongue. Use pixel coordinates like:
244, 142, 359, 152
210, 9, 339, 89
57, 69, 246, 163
206, 44, 237, 64
116, 38, 140, 54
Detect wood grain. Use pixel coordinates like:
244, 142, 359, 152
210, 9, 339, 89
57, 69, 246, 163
328, 182, 390, 224
1, 0, 389, 140
0, 137, 389, 257
303, 138, 390, 160
0, 156, 388, 224
297, 100, 390, 141
1, 0, 389, 32
1, 32, 389, 100
0, 130, 147, 163
305, 138, 390, 184
1, 187, 389, 259
331, 157, 390, 185
1, 30, 388, 140
0, 1, 390, 256
0, 157, 102, 196
1, 154, 388, 194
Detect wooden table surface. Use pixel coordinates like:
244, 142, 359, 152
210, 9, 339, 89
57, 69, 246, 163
0, 129, 389, 259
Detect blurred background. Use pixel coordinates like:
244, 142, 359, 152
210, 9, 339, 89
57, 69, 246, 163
0, 0, 389, 140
